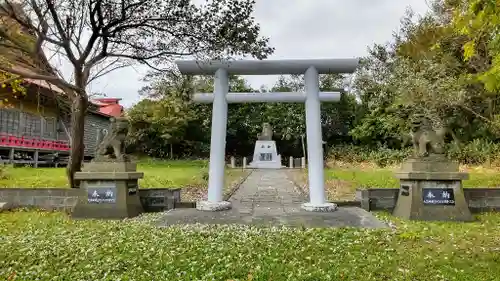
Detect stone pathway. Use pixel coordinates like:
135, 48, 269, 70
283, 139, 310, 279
230, 169, 305, 216
156, 169, 387, 228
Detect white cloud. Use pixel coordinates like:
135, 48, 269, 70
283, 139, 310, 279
85, 0, 431, 108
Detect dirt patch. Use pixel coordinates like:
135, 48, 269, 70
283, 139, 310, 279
324, 179, 356, 201
285, 170, 307, 192
223, 170, 251, 200
181, 170, 251, 202
286, 170, 356, 201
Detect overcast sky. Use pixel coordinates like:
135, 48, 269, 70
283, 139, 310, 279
87, 0, 431, 108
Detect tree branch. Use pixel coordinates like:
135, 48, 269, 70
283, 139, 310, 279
460, 104, 497, 126
79, 0, 106, 63
107, 50, 194, 61
87, 60, 131, 84
0, 65, 80, 93
43, 0, 78, 65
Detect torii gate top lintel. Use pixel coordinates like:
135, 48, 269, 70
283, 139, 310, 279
175, 58, 359, 75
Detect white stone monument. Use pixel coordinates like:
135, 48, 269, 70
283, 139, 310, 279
248, 123, 282, 169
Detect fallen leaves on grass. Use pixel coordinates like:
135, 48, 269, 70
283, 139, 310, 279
1, 210, 500, 281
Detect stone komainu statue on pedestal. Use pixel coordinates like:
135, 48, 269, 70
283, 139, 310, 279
257, 123, 273, 141
73, 116, 144, 220
95, 117, 130, 162
409, 114, 447, 158
393, 114, 473, 222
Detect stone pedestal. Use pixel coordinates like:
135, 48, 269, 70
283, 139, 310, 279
72, 161, 144, 219
249, 140, 282, 169
393, 157, 473, 221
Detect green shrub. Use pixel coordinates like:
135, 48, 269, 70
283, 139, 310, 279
446, 139, 500, 165
327, 145, 411, 167
328, 140, 500, 166
368, 147, 411, 167
327, 144, 365, 163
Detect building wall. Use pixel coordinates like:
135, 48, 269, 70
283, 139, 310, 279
60, 113, 111, 157
0, 88, 59, 140
1, 87, 112, 157
83, 113, 110, 156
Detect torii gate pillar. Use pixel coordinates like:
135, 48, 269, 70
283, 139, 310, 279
176, 59, 359, 212
206, 68, 229, 209
303, 66, 329, 210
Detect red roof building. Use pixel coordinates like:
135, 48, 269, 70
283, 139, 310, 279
91, 98, 124, 117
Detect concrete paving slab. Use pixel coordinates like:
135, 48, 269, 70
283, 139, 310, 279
156, 206, 387, 228
156, 170, 387, 229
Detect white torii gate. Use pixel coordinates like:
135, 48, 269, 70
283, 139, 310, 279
175, 59, 359, 212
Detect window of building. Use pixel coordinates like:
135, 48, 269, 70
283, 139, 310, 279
22, 112, 42, 137
0, 108, 20, 135
43, 117, 56, 139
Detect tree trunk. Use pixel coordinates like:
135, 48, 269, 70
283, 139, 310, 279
66, 95, 88, 188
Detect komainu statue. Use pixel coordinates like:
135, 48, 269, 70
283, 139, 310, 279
95, 117, 130, 161
257, 123, 273, 140
409, 114, 447, 158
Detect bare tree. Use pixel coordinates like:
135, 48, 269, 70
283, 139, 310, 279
0, 0, 273, 187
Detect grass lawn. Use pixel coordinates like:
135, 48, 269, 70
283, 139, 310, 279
0, 160, 249, 201
0, 160, 208, 188
288, 164, 500, 201
0, 210, 499, 280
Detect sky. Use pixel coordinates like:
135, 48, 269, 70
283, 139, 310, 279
87, 0, 432, 108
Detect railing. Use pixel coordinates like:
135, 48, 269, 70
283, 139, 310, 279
0, 133, 70, 151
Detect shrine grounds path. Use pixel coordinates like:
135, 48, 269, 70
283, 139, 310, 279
156, 169, 387, 228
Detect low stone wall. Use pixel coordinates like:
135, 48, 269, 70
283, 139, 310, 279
139, 189, 181, 212
4, 186, 498, 214
0, 188, 181, 212
357, 188, 500, 213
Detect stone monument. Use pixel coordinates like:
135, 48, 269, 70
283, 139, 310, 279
72, 117, 144, 219
392, 114, 473, 221
248, 123, 282, 169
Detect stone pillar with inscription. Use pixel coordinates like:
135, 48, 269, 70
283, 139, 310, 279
392, 115, 473, 221
248, 123, 283, 169
71, 117, 144, 219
